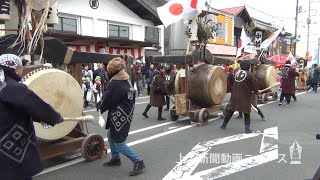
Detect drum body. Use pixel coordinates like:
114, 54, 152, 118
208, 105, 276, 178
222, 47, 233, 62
175, 64, 227, 107
22, 68, 83, 141
255, 64, 277, 92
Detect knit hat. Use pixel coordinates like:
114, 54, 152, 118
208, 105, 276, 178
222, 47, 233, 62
107, 57, 126, 73
0, 54, 22, 84
285, 60, 291, 64
82, 77, 86, 81
95, 76, 101, 81
85, 77, 91, 81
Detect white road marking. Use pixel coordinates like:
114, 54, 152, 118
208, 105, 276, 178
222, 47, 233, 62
168, 126, 179, 130
191, 149, 279, 180
260, 127, 278, 153
162, 132, 262, 180
163, 127, 279, 180
39, 91, 308, 176
37, 117, 221, 176
102, 118, 189, 141
64, 118, 190, 159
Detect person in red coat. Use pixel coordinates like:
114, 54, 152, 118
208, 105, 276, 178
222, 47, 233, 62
278, 60, 299, 106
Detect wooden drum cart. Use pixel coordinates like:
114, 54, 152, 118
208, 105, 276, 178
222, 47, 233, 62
148, 49, 227, 126
0, 35, 134, 161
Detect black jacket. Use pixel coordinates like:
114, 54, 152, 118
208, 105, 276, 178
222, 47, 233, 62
0, 76, 62, 180
100, 79, 135, 143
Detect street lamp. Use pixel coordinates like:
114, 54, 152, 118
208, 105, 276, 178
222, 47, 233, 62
291, 35, 301, 55
281, 27, 286, 35
297, 35, 301, 41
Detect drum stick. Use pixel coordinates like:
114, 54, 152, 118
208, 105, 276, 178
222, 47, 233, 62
64, 115, 95, 121
251, 104, 258, 113
259, 82, 281, 94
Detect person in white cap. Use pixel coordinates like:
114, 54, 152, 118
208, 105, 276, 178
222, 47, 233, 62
0, 54, 63, 180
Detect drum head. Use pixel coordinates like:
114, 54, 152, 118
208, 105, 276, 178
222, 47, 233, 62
208, 66, 227, 105
22, 68, 83, 141
266, 66, 277, 92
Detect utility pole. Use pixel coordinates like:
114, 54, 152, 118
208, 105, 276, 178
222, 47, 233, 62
294, 0, 299, 56
307, 0, 311, 56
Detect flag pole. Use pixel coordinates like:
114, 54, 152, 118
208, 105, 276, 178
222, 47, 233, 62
257, 48, 264, 61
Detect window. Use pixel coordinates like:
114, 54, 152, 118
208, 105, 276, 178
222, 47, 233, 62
49, 17, 77, 33
145, 26, 160, 44
216, 23, 225, 39
109, 24, 129, 38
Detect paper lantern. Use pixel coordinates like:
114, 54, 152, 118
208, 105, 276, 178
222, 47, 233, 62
45, 2, 58, 24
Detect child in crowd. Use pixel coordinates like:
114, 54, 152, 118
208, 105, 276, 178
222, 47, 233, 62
84, 77, 92, 108
93, 76, 102, 105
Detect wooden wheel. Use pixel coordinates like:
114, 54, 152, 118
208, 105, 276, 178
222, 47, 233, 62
272, 92, 278, 101
190, 111, 199, 122
169, 106, 179, 121
261, 94, 267, 104
198, 108, 209, 122
81, 134, 105, 161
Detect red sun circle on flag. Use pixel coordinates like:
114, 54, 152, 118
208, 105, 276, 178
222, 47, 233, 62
238, 39, 242, 48
169, 3, 184, 16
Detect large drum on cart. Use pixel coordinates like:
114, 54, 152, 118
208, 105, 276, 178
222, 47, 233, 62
172, 64, 227, 122
175, 64, 227, 107
254, 64, 278, 102
21, 67, 105, 161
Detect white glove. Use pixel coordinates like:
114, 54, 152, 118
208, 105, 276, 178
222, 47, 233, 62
98, 116, 106, 127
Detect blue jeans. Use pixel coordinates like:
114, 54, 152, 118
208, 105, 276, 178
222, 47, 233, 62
142, 75, 146, 87
135, 80, 141, 95
107, 131, 140, 164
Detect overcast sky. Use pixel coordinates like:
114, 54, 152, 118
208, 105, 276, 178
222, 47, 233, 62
210, 0, 320, 56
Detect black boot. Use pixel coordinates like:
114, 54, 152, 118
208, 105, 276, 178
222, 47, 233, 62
129, 160, 145, 176
103, 158, 121, 166
244, 114, 253, 133
142, 104, 151, 118
220, 122, 228, 129
164, 96, 170, 111
157, 107, 166, 121
245, 125, 253, 134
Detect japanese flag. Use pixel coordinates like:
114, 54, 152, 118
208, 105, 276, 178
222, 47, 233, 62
287, 52, 298, 65
157, 0, 207, 28
236, 27, 252, 58
260, 28, 282, 49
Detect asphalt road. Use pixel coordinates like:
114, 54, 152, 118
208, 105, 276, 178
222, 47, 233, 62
34, 91, 320, 180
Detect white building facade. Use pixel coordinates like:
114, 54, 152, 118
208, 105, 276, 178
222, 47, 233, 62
4, 0, 164, 63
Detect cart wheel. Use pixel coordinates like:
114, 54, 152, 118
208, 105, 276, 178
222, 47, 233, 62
190, 111, 199, 123
81, 134, 105, 161
170, 106, 179, 121
261, 94, 267, 104
198, 108, 209, 122
272, 92, 278, 101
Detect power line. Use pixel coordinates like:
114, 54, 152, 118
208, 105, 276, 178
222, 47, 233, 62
244, 4, 296, 20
